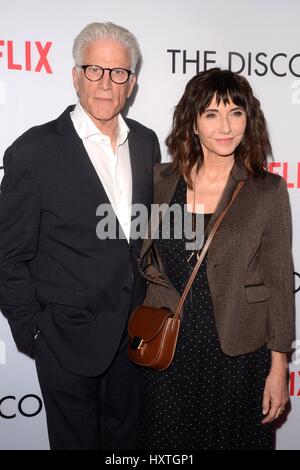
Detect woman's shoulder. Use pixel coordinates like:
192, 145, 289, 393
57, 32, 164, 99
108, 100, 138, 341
252, 170, 287, 192
152, 162, 181, 204
153, 162, 179, 182
248, 171, 289, 211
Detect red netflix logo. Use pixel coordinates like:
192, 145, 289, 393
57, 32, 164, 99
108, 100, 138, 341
268, 161, 300, 188
289, 371, 300, 396
0, 40, 53, 74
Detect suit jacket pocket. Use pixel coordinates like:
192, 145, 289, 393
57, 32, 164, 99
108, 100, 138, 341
36, 282, 98, 324
245, 285, 270, 303
51, 302, 95, 324
36, 281, 100, 316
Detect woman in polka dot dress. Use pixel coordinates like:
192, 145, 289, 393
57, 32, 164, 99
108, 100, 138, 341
136, 69, 294, 450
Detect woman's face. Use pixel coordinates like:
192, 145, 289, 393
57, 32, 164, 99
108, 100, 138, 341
195, 94, 247, 160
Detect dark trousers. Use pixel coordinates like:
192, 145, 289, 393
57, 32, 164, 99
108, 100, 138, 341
34, 330, 139, 450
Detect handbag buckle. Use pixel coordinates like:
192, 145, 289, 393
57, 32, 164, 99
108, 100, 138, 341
130, 336, 144, 350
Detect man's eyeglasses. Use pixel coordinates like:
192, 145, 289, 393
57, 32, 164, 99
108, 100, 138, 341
77, 65, 133, 84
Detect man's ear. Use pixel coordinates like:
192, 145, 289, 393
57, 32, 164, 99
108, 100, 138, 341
72, 67, 79, 94
127, 74, 136, 98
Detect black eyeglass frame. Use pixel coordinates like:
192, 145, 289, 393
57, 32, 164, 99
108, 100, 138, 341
77, 65, 133, 84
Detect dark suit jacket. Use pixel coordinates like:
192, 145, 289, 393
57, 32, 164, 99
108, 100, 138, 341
0, 105, 161, 376
139, 162, 295, 356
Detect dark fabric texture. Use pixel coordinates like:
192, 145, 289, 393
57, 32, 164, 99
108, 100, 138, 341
138, 177, 274, 450
35, 328, 139, 450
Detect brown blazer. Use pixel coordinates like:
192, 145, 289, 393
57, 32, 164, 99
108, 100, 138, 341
139, 161, 295, 356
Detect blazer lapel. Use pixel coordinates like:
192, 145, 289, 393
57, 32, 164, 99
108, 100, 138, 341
206, 160, 249, 235
155, 164, 180, 206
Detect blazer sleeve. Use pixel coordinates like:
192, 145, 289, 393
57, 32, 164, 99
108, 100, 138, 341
0, 144, 42, 355
261, 177, 295, 352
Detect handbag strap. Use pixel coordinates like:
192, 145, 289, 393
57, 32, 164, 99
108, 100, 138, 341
173, 180, 245, 320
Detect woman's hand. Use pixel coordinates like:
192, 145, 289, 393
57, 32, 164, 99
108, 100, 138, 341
261, 351, 289, 425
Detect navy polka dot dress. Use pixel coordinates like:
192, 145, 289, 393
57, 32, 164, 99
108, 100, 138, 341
138, 177, 274, 450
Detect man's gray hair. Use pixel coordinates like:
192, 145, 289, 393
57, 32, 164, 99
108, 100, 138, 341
72, 22, 141, 72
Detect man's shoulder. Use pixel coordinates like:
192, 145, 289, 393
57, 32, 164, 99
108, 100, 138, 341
4, 120, 58, 169
10, 105, 73, 150
125, 117, 158, 139
12, 120, 56, 148
3, 106, 74, 170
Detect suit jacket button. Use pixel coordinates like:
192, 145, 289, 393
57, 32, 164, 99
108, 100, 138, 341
123, 286, 131, 295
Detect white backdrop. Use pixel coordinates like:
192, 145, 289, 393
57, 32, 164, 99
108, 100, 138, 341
0, 0, 299, 450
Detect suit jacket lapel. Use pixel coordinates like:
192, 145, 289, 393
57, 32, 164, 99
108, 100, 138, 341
56, 106, 112, 207
127, 123, 156, 246
127, 125, 141, 246
56, 106, 131, 244
127, 127, 139, 210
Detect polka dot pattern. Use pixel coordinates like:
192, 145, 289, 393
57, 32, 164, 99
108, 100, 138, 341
138, 177, 274, 450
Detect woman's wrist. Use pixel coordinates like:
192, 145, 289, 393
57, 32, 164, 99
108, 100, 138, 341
270, 351, 288, 371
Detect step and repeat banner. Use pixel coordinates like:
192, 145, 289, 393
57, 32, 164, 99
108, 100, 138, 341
0, 0, 299, 450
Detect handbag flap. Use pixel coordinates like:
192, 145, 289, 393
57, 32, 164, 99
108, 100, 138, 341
128, 305, 174, 342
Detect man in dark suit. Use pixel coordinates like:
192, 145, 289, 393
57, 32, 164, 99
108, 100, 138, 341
0, 22, 161, 449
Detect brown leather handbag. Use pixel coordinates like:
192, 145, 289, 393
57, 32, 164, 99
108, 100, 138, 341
128, 181, 245, 371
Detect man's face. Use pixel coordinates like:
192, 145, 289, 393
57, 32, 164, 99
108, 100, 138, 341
72, 39, 136, 130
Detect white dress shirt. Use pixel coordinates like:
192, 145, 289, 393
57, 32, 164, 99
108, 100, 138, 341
70, 102, 132, 242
